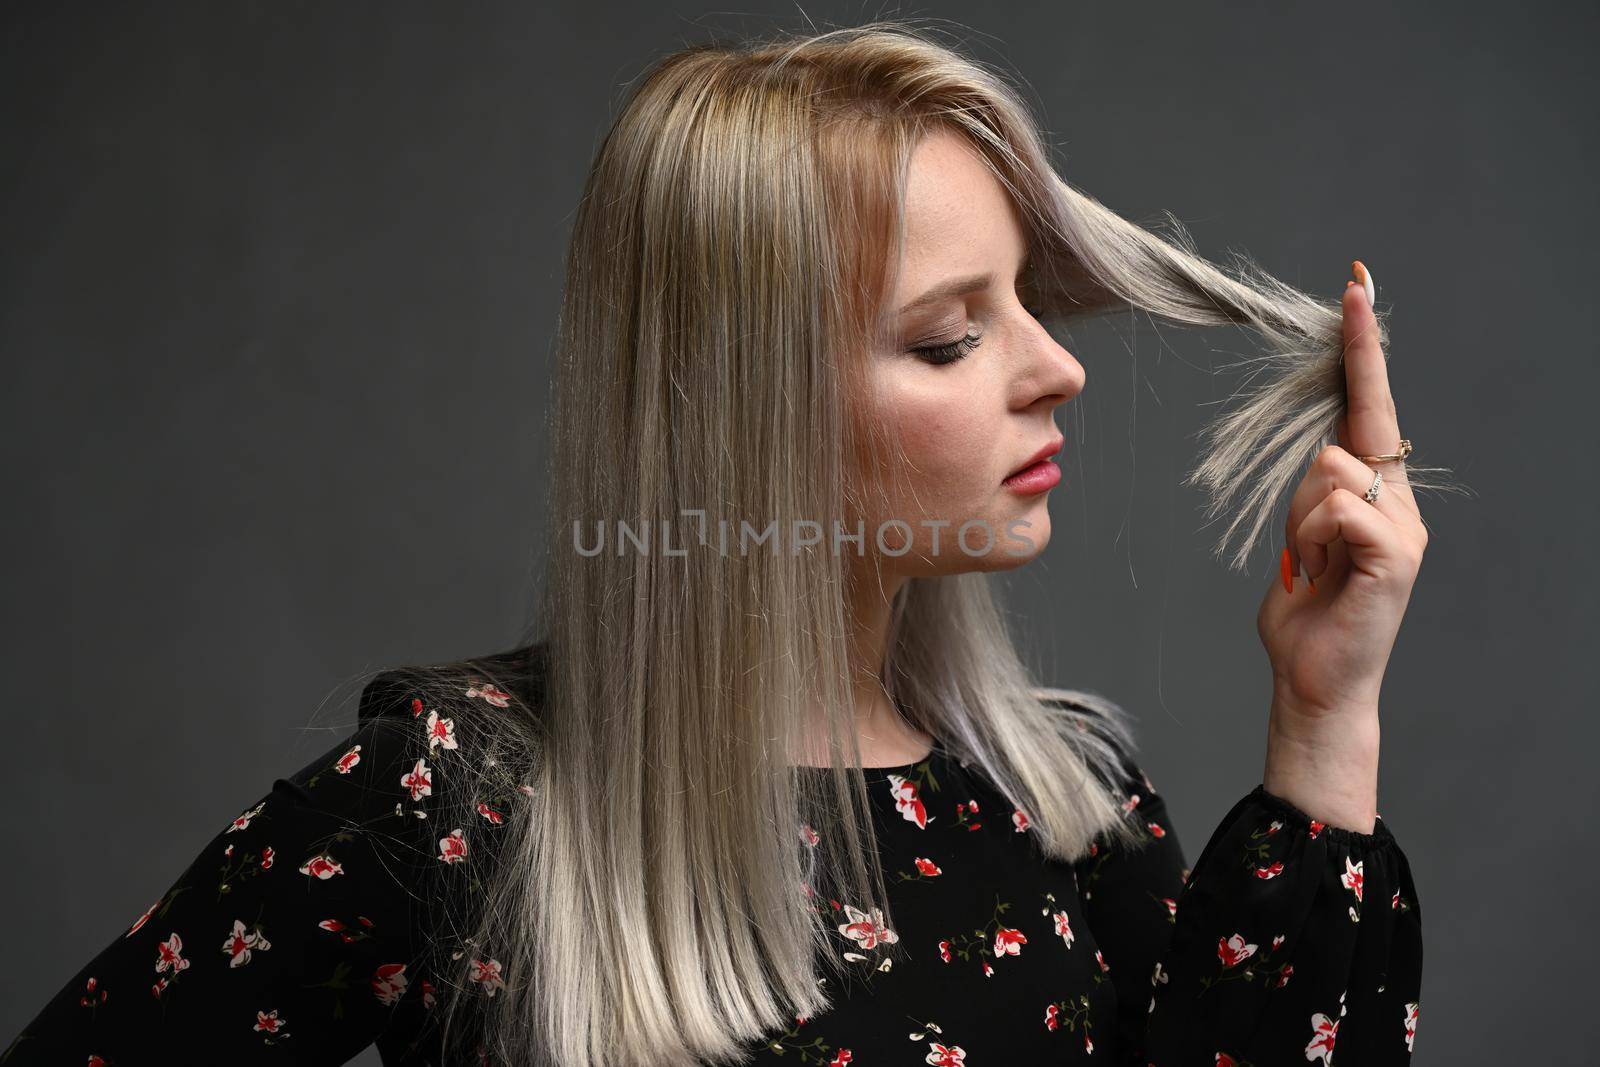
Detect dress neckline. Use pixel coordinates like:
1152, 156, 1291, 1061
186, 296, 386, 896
791, 739, 947, 781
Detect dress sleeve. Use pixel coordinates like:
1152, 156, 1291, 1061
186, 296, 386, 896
1, 673, 456, 1066
1073, 756, 1424, 1066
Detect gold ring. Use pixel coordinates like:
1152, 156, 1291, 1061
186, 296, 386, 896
1355, 438, 1412, 464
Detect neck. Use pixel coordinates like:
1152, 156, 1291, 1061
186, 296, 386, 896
792, 563, 934, 768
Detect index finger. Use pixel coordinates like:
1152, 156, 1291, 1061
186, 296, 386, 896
1341, 261, 1417, 512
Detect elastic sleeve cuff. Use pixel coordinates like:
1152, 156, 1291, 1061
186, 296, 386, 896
1247, 783, 1396, 851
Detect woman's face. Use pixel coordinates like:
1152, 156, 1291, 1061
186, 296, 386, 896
856, 128, 1086, 578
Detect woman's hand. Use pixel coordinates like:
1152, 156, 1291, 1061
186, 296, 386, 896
1254, 261, 1429, 832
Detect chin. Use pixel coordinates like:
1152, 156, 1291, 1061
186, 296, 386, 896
963, 507, 1053, 573
995, 527, 1051, 570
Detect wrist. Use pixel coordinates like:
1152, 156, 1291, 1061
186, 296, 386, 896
1263, 705, 1381, 834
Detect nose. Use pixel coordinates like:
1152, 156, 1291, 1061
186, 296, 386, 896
1011, 322, 1085, 411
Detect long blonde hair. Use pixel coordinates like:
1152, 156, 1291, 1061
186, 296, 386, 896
386, 19, 1453, 1066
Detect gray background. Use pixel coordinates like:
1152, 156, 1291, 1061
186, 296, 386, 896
4, 3, 1593, 1063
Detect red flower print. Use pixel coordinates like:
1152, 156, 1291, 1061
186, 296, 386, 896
87, 1057, 109, 1066
468, 957, 506, 996
1308, 819, 1325, 839
925, 1041, 967, 1065
371, 962, 408, 1005
1012, 809, 1030, 832
226, 802, 265, 834
800, 823, 820, 847
318, 919, 356, 943
1217, 1055, 1238, 1066
438, 828, 469, 865
887, 774, 932, 829
424, 710, 458, 754
1147, 821, 1166, 838
1275, 964, 1295, 988
1084, 1031, 1094, 1054
476, 802, 505, 825
1341, 856, 1364, 903
298, 855, 344, 880
253, 1008, 288, 1036
1053, 910, 1075, 948
221, 919, 271, 967
829, 1051, 852, 1066
1404, 1001, 1420, 1052
1160, 897, 1178, 918
913, 857, 942, 877
410, 696, 425, 718
260, 847, 274, 870
78, 975, 107, 1007
1045, 1002, 1060, 1030
126, 898, 159, 938
982, 961, 993, 977
938, 939, 951, 962
1305, 1011, 1338, 1065
1216, 934, 1257, 968
335, 745, 362, 773
421, 978, 437, 1009
465, 682, 511, 707
1392, 887, 1401, 909
1255, 860, 1284, 879
154, 933, 190, 978
838, 904, 899, 951
1122, 793, 1141, 813
1267, 819, 1283, 835
1094, 948, 1109, 973
993, 926, 1027, 958
401, 758, 433, 801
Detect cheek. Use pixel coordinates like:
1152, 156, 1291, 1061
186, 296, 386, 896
872, 368, 999, 521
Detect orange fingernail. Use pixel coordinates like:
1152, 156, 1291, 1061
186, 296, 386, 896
1307, 570, 1317, 594
1280, 546, 1294, 594
1352, 260, 1376, 305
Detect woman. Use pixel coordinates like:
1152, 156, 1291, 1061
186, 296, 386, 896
5, 21, 1430, 1067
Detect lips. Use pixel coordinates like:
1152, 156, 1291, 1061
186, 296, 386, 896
1005, 436, 1064, 481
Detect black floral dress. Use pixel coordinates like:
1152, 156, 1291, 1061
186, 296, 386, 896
4, 645, 1423, 1065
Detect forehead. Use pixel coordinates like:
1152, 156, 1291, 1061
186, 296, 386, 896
898, 129, 1029, 280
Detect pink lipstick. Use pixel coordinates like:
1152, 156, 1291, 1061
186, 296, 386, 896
1003, 437, 1064, 495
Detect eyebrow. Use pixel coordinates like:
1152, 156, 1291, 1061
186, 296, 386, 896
898, 248, 1033, 316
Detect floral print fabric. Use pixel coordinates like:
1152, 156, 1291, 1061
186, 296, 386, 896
5, 646, 1422, 1065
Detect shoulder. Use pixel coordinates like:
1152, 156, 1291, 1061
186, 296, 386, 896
280, 642, 547, 881
357, 639, 548, 728
277, 639, 548, 840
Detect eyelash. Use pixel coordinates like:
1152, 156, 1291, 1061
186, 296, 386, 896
909, 300, 1045, 366
912, 326, 983, 366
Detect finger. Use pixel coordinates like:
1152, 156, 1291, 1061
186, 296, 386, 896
1294, 487, 1415, 586
1283, 445, 1421, 582
1341, 261, 1418, 513
1341, 263, 1397, 453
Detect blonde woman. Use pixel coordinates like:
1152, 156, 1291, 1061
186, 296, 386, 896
7, 22, 1429, 1067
